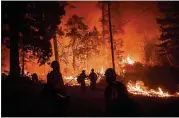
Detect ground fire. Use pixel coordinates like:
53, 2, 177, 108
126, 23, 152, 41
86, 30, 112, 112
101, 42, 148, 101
127, 81, 179, 97
63, 75, 179, 98
62, 56, 179, 98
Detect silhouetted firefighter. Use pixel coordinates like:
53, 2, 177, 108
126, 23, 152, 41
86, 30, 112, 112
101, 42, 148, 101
32, 73, 38, 83
77, 70, 88, 91
89, 69, 98, 91
42, 61, 69, 116
104, 68, 141, 116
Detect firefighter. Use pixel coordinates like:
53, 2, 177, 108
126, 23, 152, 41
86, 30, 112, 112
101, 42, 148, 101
46, 61, 65, 94
32, 73, 38, 83
45, 61, 69, 116
89, 69, 98, 91
78, 70, 88, 92
104, 68, 140, 116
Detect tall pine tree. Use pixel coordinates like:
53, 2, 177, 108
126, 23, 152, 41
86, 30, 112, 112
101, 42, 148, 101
156, 2, 179, 65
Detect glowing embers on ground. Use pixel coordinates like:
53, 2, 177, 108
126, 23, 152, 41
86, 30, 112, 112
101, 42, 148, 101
127, 80, 178, 97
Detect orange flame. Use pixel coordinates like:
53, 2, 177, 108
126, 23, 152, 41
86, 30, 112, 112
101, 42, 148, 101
126, 81, 178, 97
63, 73, 179, 97
127, 56, 135, 65
122, 56, 135, 65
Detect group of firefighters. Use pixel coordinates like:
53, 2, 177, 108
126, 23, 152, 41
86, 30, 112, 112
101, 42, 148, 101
46, 61, 98, 93
77, 69, 98, 91
37, 60, 140, 116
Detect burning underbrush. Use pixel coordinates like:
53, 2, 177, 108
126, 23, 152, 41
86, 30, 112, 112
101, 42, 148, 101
2, 56, 179, 98
63, 73, 105, 87
63, 73, 179, 98
127, 80, 179, 97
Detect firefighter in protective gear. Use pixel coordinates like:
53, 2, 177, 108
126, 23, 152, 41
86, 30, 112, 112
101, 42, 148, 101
78, 70, 88, 91
89, 69, 98, 91
104, 68, 140, 116
45, 61, 69, 116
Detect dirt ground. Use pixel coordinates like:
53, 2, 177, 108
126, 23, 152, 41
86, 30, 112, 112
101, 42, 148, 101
2, 78, 179, 117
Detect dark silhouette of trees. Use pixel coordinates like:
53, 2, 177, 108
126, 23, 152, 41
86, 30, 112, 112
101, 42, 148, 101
65, 14, 88, 73
53, 27, 64, 63
2, 1, 66, 78
56, 27, 67, 64
88, 27, 101, 56
65, 15, 101, 73
79, 26, 101, 69
142, 35, 157, 65
156, 2, 179, 66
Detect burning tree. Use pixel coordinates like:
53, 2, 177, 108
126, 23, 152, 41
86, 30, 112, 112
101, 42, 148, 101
156, 2, 179, 66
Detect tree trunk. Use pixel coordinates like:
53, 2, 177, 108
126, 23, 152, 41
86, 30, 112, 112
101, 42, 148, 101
86, 46, 89, 71
20, 36, 25, 75
102, 3, 105, 41
108, 2, 115, 71
22, 46, 25, 75
101, 3, 106, 69
72, 50, 76, 74
72, 30, 76, 74
10, 30, 20, 79
53, 34, 59, 63
164, 48, 173, 66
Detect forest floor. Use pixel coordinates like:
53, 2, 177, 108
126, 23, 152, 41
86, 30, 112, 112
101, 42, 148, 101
2, 78, 179, 117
